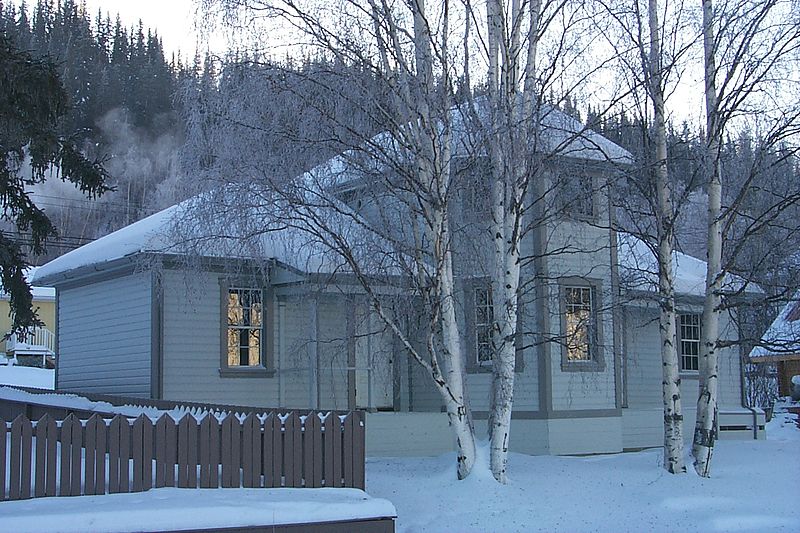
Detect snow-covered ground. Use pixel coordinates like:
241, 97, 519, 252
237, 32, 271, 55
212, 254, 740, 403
1, 364, 796, 533
0, 363, 54, 389
367, 408, 799, 533
0, 488, 396, 533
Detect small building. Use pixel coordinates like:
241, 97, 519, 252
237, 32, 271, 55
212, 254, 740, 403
749, 296, 800, 397
1, 268, 56, 368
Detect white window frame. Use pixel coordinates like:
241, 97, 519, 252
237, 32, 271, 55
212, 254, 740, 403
679, 313, 701, 373
474, 285, 494, 367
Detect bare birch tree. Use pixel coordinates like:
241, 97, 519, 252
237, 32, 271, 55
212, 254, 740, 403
648, 0, 685, 474
693, 0, 800, 476
598, 0, 696, 473
199, 0, 625, 482
480, 0, 542, 485
199, 0, 480, 478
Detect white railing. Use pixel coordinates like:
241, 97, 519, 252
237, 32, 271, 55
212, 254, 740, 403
6, 327, 55, 356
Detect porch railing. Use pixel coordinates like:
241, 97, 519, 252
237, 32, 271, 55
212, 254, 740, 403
6, 327, 55, 355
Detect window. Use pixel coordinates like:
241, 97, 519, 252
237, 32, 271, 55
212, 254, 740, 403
561, 174, 595, 218
679, 314, 701, 372
564, 286, 594, 362
474, 286, 494, 366
226, 288, 263, 367
455, 157, 492, 217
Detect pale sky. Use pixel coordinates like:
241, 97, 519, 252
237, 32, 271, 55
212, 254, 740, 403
82, 0, 215, 58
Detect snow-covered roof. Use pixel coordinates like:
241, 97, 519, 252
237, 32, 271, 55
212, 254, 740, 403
749, 293, 800, 359
617, 234, 760, 298
450, 100, 633, 164
321, 100, 633, 192
33, 186, 401, 284
0, 267, 56, 300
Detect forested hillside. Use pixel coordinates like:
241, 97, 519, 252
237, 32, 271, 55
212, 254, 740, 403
1, 0, 388, 260
1, 0, 797, 309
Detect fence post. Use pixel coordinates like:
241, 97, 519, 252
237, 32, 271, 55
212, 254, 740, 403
353, 411, 365, 490
242, 413, 261, 488
221, 414, 241, 488
342, 412, 355, 488
177, 415, 199, 489
10, 415, 32, 500
263, 413, 281, 488
84, 414, 107, 495
58, 414, 82, 497
199, 415, 220, 488
108, 415, 130, 493
0, 417, 6, 500
155, 414, 177, 488
304, 411, 323, 488
283, 412, 303, 488
132, 415, 154, 492
34, 414, 58, 497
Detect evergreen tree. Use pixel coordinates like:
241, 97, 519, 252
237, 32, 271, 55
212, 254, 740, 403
0, 33, 110, 331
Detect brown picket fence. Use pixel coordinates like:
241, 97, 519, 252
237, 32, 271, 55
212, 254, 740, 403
0, 411, 365, 501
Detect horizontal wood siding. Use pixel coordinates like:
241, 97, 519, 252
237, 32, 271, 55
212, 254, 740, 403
546, 416, 622, 455
624, 306, 743, 410
58, 272, 152, 397
365, 412, 453, 456
548, 221, 617, 411
318, 299, 349, 411
277, 296, 314, 409
622, 407, 759, 449
161, 270, 279, 407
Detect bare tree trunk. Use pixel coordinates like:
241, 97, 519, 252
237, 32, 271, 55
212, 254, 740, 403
649, 0, 685, 474
693, 0, 722, 477
489, 173, 521, 484
441, 240, 478, 479
484, 0, 540, 484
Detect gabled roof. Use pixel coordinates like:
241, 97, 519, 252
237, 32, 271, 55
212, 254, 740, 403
617, 234, 761, 298
449, 100, 633, 164
35, 104, 631, 286
33, 186, 401, 285
749, 293, 800, 360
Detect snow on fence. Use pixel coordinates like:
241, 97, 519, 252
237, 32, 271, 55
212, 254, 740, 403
1, 410, 365, 501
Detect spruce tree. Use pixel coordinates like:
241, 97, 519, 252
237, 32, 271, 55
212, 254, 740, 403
0, 33, 110, 332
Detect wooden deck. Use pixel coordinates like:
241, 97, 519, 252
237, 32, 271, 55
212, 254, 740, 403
160, 517, 395, 533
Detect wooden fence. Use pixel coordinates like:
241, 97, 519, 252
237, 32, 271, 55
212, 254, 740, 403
1, 411, 365, 501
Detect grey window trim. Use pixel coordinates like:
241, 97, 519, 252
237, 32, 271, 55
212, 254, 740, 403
219, 279, 275, 378
464, 278, 524, 374
678, 312, 701, 375
559, 278, 605, 372
456, 156, 493, 220
559, 173, 599, 223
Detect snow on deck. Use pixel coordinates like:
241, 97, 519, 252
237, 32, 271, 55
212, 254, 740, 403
0, 488, 396, 533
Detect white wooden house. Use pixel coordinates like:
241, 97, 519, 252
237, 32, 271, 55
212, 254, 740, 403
34, 107, 764, 456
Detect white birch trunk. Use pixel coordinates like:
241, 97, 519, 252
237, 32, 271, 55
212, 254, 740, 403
488, 169, 522, 484
484, 0, 540, 483
693, 0, 722, 477
440, 239, 478, 479
649, 0, 685, 474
